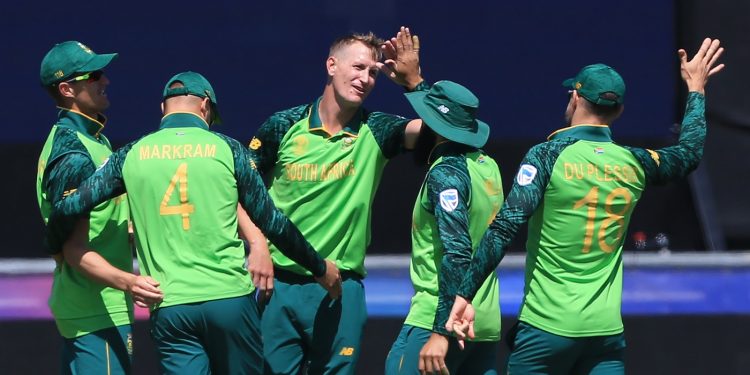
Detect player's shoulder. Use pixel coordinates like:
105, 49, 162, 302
47, 126, 90, 164
363, 109, 408, 129
263, 103, 312, 127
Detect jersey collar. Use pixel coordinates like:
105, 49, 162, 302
547, 124, 613, 142
56, 107, 106, 140
159, 112, 210, 130
308, 97, 363, 137
428, 141, 477, 164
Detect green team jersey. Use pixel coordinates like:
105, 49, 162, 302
406, 143, 503, 341
458, 92, 707, 337
48, 112, 327, 309
36, 109, 133, 338
249, 93, 419, 276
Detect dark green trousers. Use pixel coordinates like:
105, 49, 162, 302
507, 321, 625, 375
150, 294, 262, 375
385, 325, 499, 375
261, 270, 367, 375
61, 324, 132, 375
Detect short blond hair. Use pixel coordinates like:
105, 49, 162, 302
329, 32, 383, 61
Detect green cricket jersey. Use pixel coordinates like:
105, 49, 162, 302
36, 108, 133, 338
48, 112, 327, 309
406, 143, 503, 341
249, 94, 419, 276
458, 92, 707, 337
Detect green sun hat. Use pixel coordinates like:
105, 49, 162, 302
162, 71, 222, 125
40, 41, 117, 86
563, 63, 625, 106
405, 80, 490, 148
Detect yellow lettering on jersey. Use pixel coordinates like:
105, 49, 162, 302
151, 144, 161, 159
205, 144, 216, 158
183, 144, 193, 158
139, 146, 150, 160
173, 144, 183, 159
162, 145, 172, 160
564, 163, 639, 183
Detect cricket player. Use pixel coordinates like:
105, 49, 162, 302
36, 40, 163, 374
446, 38, 725, 375
385, 80, 504, 375
244, 28, 425, 374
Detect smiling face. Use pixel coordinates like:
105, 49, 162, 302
327, 41, 379, 108
58, 71, 112, 115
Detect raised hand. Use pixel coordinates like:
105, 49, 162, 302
678, 38, 725, 95
377, 26, 423, 90
445, 296, 475, 350
314, 259, 342, 299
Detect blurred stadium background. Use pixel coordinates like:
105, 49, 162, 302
1, 0, 748, 373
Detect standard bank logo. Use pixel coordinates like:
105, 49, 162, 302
439, 189, 459, 212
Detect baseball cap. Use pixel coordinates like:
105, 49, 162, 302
405, 80, 489, 148
40, 41, 117, 86
563, 63, 625, 106
162, 71, 222, 124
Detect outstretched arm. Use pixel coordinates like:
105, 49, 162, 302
47, 149, 128, 253
628, 38, 725, 184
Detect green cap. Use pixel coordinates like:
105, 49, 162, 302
405, 80, 489, 148
40, 41, 117, 86
563, 63, 625, 106
162, 71, 221, 124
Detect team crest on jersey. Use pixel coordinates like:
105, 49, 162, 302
249, 137, 262, 150
293, 135, 309, 156
516, 164, 537, 186
439, 189, 459, 212
594, 147, 605, 155
341, 136, 355, 150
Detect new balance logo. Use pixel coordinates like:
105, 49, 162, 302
339, 347, 355, 356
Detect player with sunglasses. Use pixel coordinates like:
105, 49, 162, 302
36, 41, 163, 375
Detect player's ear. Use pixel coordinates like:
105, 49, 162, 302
58, 82, 76, 99
326, 56, 337, 77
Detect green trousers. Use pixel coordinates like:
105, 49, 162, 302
261, 270, 367, 375
385, 324, 498, 375
506, 321, 625, 375
61, 324, 132, 375
150, 294, 262, 375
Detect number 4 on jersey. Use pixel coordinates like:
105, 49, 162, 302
159, 163, 195, 230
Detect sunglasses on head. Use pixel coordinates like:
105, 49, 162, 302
63, 70, 104, 84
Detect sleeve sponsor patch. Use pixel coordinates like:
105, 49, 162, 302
516, 164, 538, 186
439, 189, 459, 212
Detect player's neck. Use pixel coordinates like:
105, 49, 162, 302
319, 87, 359, 134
